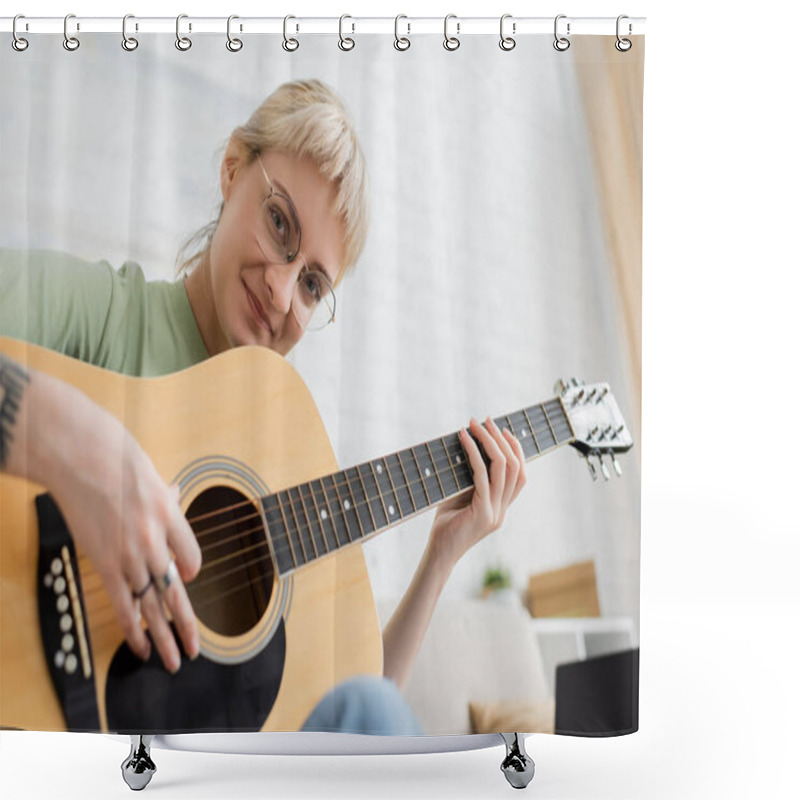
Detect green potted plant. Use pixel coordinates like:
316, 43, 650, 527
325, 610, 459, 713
480, 565, 517, 605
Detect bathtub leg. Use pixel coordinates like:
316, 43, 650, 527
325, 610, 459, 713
500, 733, 535, 789
121, 735, 157, 791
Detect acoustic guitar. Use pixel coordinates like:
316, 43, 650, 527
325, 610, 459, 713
0, 335, 633, 733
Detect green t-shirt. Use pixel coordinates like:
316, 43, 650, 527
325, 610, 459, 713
0, 249, 209, 377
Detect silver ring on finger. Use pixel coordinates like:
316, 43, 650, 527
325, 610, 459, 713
154, 558, 179, 593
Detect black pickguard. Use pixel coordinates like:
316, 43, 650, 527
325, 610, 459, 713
105, 620, 286, 734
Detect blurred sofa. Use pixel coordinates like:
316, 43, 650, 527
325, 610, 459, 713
376, 597, 554, 736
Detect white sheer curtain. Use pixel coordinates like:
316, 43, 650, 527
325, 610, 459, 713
0, 33, 640, 622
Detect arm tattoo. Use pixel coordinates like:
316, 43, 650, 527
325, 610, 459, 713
0, 354, 31, 469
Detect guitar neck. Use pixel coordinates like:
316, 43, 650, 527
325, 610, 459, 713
261, 397, 574, 577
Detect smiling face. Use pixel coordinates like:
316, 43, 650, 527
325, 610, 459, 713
186, 139, 346, 357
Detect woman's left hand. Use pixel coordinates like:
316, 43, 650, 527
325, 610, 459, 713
428, 416, 527, 572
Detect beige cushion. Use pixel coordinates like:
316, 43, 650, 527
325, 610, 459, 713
469, 698, 555, 734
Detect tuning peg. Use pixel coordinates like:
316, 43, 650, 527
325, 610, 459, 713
586, 388, 597, 403
597, 454, 611, 481
612, 424, 625, 440
571, 388, 585, 405
554, 378, 568, 396
583, 454, 598, 482
610, 453, 623, 477
595, 387, 609, 404
570, 377, 580, 387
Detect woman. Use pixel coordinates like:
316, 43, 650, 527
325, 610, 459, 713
0, 79, 526, 734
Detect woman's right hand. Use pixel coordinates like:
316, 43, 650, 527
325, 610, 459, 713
3, 360, 202, 673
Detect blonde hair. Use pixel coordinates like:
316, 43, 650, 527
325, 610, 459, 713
177, 79, 368, 286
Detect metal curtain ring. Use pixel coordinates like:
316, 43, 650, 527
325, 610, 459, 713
394, 15, 410, 51
154, 559, 179, 594
615, 14, 632, 52
122, 14, 139, 51
283, 15, 299, 52
227, 15, 243, 52
553, 14, 570, 52
12, 15, 29, 52
63, 14, 80, 52
338, 14, 355, 51
443, 14, 460, 51
499, 13, 516, 51
176, 14, 192, 51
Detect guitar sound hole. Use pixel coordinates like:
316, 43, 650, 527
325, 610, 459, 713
185, 486, 274, 637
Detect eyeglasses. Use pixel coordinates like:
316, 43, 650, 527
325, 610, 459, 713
256, 157, 336, 331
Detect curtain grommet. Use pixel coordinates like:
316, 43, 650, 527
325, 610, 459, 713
499, 14, 516, 51
12, 14, 29, 51
553, 14, 570, 52
615, 15, 633, 52
394, 15, 411, 51
226, 15, 243, 52
283, 15, 299, 52
122, 14, 139, 51
338, 14, 355, 51
63, 13, 80, 52
443, 14, 460, 51
175, 14, 192, 51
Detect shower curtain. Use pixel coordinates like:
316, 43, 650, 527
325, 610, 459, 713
0, 20, 643, 741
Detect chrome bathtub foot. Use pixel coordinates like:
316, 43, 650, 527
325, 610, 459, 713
500, 733, 535, 789
121, 735, 156, 791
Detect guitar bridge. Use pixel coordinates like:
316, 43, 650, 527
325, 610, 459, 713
36, 493, 100, 730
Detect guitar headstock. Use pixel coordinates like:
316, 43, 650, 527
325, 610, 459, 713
556, 378, 634, 481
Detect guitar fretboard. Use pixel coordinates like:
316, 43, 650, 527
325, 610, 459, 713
261, 398, 574, 576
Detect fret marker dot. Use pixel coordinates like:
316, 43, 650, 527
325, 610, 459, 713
344, 500, 351, 510
456, 455, 462, 464
522, 428, 528, 437
389, 505, 395, 516
321, 509, 328, 520
54, 651, 65, 669
56, 595, 70, 614
376, 464, 383, 474
425, 468, 431, 477
44, 574, 54, 589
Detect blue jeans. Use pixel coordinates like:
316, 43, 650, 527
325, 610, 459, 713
300, 675, 424, 735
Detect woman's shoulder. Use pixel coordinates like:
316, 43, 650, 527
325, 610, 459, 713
1, 246, 116, 280
0, 247, 160, 296
1, 249, 142, 345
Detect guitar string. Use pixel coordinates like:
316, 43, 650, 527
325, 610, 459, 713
88, 473, 573, 635
103, 408, 561, 593
191, 437, 476, 545
199, 412, 563, 556
81, 429, 566, 633
78, 413, 570, 628
76, 443, 471, 605
76, 419, 555, 586
107, 406, 558, 537
77, 436, 480, 602
88, 551, 278, 627
76, 417, 565, 608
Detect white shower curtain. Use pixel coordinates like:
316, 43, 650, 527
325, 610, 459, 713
1, 26, 642, 738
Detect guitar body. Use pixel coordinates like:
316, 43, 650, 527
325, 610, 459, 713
0, 337, 382, 733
